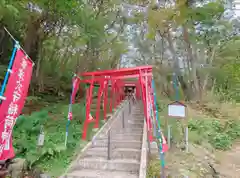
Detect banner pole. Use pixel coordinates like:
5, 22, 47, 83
0, 42, 19, 100
65, 75, 76, 147
3, 27, 35, 65
1, 27, 36, 100
152, 79, 165, 177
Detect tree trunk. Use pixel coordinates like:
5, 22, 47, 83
23, 16, 42, 62
182, 26, 201, 100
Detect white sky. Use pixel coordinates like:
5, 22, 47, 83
234, 0, 240, 16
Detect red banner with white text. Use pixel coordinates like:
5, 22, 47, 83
0, 49, 33, 161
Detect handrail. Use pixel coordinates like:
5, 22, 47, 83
63, 99, 127, 175
122, 107, 125, 128
139, 119, 148, 178
107, 129, 111, 160
106, 99, 128, 160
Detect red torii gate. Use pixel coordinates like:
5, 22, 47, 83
71, 66, 154, 141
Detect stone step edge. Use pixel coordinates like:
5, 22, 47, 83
87, 147, 141, 152
139, 120, 148, 178
64, 169, 138, 178
69, 158, 140, 173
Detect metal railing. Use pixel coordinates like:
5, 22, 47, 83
107, 129, 111, 160
106, 96, 135, 160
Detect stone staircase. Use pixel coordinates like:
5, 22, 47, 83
62, 101, 145, 178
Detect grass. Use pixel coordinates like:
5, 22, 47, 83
147, 158, 162, 178
13, 100, 105, 177
156, 98, 240, 150
147, 97, 240, 177
188, 118, 240, 150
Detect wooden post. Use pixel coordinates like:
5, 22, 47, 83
167, 125, 171, 149
185, 127, 189, 152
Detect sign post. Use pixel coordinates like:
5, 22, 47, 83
167, 101, 187, 151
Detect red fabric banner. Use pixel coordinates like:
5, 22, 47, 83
0, 49, 33, 161
71, 76, 80, 104
161, 132, 168, 153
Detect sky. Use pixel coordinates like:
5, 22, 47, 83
233, 0, 240, 16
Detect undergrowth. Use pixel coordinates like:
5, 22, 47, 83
148, 98, 240, 177
188, 119, 240, 150
13, 101, 104, 177
147, 158, 161, 178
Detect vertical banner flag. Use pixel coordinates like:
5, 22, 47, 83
71, 76, 80, 104
0, 49, 33, 160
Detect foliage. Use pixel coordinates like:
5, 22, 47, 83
0, 0, 127, 95
127, 0, 239, 102
13, 102, 103, 176
147, 158, 161, 178
0, 0, 239, 176
188, 119, 240, 150
212, 38, 240, 101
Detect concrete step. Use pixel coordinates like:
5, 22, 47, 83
126, 119, 144, 125
118, 128, 143, 133
62, 103, 144, 178
71, 158, 140, 173
97, 135, 142, 142
125, 123, 143, 129
110, 133, 142, 141
131, 116, 144, 120
131, 115, 144, 119
65, 169, 138, 178
107, 131, 143, 138
83, 147, 141, 160
132, 112, 144, 115
98, 130, 143, 139
92, 140, 142, 149
114, 132, 143, 139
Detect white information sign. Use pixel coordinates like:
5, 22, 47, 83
37, 133, 45, 146
168, 104, 186, 118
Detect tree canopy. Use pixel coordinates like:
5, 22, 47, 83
0, 0, 239, 100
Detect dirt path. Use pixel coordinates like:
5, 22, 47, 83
215, 141, 240, 178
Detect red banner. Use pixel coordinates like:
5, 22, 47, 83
0, 49, 33, 160
71, 76, 80, 104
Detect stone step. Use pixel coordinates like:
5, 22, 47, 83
106, 123, 143, 130
132, 116, 144, 118
98, 133, 142, 141
71, 158, 140, 173
132, 114, 144, 118
132, 109, 142, 111
114, 131, 143, 138
98, 128, 143, 138
61, 103, 145, 178
92, 140, 142, 149
126, 119, 144, 125
113, 133, 142, 141
65, 169, 138, 178
125, 123, 143, 129
118, 128, 143, 133
107, 131, 143, 138
83, 147, 141, 160
132, 112, 144, 115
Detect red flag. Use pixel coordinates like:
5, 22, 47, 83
161, 132, 168, 153
71, 76, 80, 104
88, 113, 94, 121
0, 49, 33, 160
68, 112, 73, 121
